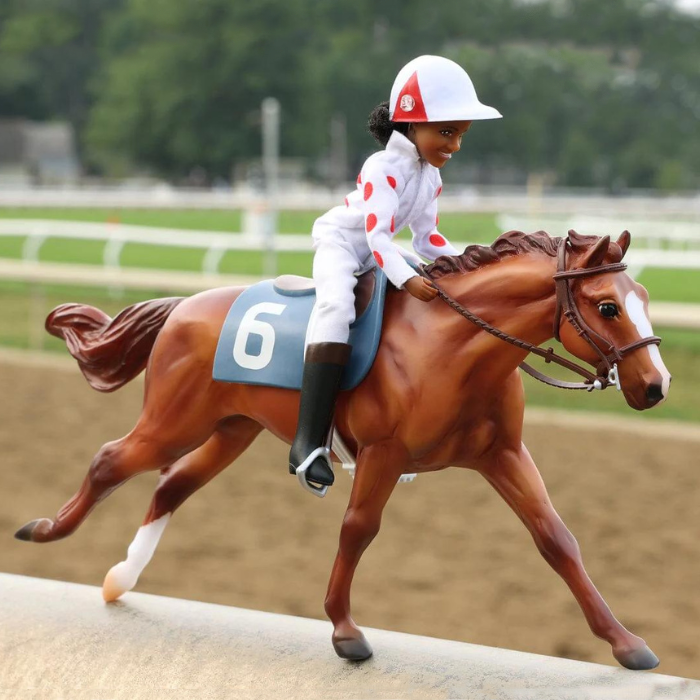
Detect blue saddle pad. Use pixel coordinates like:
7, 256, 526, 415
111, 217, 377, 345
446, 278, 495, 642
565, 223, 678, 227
213, 270, 388, 391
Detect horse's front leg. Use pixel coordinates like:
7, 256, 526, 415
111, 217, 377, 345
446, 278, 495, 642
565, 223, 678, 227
481, 442, 659, 671
324, 439, 408, 661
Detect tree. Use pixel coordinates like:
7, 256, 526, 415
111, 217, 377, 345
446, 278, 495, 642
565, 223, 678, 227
0, 0, 123, 159
86, 0, 310, 179
3, 0, 696, 187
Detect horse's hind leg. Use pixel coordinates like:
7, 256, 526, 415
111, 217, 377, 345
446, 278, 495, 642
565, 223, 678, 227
482, 442, 659, 671
15, 408, 221, 544
15, 304, 229, 545
15, 432, 181, 543
324, 439, 407, 661
102, 415, 263, 602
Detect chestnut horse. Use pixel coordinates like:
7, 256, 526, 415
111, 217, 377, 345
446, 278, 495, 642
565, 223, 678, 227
16, 230, 671, 670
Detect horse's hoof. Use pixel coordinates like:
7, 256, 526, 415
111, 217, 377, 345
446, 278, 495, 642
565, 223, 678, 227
102, 562, 137, 602
614, 645, 660, 671
14, 518, 53, 543
333, 634, 373, 661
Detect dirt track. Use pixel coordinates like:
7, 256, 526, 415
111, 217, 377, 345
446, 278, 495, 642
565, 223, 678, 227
1, 357, 699, 679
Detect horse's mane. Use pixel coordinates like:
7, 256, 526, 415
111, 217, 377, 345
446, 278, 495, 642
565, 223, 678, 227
425, 229, 627, 279
425, 230, 561, 279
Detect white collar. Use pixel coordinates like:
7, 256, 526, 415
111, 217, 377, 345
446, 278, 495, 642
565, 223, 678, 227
386, 130, 421, 162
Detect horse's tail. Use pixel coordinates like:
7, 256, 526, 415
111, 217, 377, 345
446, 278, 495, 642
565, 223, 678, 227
46, 297, 186, 393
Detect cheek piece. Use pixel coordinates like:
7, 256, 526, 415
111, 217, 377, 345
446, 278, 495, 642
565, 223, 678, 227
551, 239, 660, 391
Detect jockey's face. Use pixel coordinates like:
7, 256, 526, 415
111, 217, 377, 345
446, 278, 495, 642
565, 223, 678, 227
409, 120, 472, 168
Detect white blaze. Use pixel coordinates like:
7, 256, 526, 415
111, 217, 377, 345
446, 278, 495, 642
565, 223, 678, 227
624, 291, 671, 400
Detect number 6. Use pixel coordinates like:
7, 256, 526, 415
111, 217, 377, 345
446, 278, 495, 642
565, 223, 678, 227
233, 302, 287, 370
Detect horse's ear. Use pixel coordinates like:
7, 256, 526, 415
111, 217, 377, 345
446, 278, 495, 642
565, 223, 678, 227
617, 230, 631, 258
578, 235, 610, 269
568, 229, 589, 251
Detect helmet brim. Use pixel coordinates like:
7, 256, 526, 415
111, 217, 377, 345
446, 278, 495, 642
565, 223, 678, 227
391, 103, 502, 122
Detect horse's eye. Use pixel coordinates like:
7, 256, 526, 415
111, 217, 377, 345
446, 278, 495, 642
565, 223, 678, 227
598, 302, 619, 318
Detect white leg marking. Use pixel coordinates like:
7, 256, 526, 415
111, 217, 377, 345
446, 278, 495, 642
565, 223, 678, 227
102, 514, 171, 601
624, 291, 671, 400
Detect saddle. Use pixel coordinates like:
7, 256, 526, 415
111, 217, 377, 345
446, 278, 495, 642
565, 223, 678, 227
213, 269, 388, 391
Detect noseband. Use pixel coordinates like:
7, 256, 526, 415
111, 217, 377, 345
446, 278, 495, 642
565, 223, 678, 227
421, 235, 662, 391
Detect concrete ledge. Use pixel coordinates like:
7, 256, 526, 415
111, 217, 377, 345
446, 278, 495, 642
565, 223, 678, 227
0, 574, 697, 700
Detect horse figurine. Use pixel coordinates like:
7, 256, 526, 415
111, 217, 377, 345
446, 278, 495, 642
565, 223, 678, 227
16, 230, 671, 671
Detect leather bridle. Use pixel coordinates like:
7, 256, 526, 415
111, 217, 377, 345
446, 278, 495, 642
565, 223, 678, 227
420, 235, 662, 391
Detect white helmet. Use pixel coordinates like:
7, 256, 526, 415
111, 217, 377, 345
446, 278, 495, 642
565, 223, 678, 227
389, 55, 502, 123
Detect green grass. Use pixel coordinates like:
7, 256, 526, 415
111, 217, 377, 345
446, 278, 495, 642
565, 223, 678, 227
636, 268, 700, 304
521, 327, 700, 422
277, 210, 321, 234
0, 235, 24, 258
0, 207, 243, 232
0, 233, 314, 276
0, 280, 155, 353
432, 212, 501, 243
277, 210, 500, 243
39, 237, 109, 266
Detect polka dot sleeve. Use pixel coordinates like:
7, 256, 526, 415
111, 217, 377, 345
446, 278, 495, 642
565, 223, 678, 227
358, 161, 418, 289
409, 184, 459, 260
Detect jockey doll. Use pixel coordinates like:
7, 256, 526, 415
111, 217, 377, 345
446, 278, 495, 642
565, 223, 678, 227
289, 55, 502, 491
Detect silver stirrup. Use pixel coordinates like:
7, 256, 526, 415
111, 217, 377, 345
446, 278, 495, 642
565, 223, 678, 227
296, 446, 333, 498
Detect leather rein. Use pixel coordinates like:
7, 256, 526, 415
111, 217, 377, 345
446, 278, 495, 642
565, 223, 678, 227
419, 235, 662, 391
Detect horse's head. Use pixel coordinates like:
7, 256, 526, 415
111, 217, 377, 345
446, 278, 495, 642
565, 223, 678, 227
557, 230, 671, 410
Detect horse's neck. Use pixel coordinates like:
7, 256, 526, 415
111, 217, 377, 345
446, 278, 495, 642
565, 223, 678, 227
429, 255, 557, 368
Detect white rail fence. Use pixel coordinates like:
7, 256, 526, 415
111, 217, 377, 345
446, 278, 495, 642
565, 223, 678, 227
1, 574, 698, 700
0, 219, 314, 276
2, 217, 700, 278
498, 214, 700, 277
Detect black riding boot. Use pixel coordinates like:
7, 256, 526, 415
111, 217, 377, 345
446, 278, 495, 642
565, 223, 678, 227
289, 342, 352, 488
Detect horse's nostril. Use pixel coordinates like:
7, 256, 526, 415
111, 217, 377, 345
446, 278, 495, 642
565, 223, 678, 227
646, 383, 664, 403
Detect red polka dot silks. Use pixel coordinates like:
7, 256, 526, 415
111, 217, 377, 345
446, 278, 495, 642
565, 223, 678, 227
306, 130, 460, 346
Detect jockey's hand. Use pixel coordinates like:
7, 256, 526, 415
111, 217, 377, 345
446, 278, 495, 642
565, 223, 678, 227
405, 276, 438, 302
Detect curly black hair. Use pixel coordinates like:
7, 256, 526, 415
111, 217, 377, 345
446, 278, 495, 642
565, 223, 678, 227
367, 101, 410, 147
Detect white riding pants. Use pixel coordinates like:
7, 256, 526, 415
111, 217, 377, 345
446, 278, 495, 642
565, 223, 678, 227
305, 229, 370, 346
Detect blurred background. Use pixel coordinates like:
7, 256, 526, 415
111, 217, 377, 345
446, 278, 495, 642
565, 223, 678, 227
0, 0, 699, 680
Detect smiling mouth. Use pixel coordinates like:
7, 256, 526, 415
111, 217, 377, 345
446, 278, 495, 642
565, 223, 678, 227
438, 152, 452, 159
